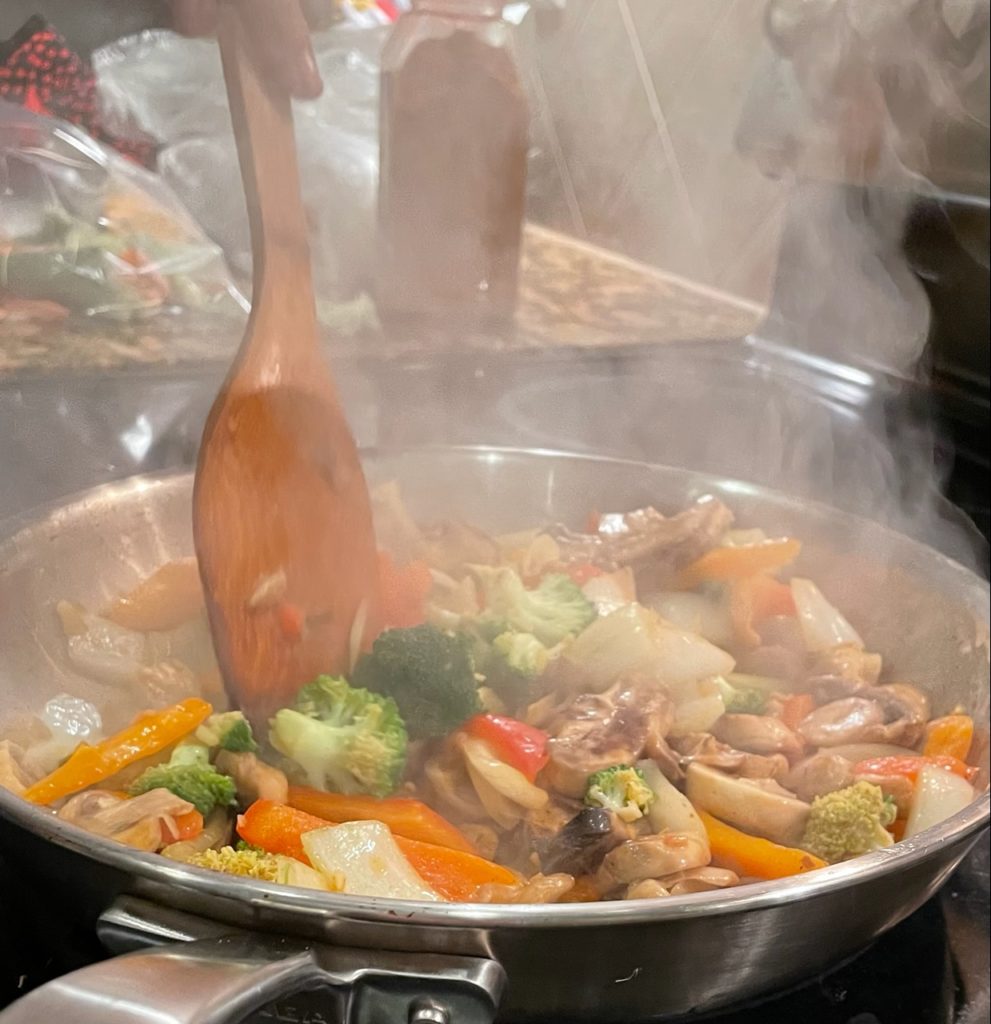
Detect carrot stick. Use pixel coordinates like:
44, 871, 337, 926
236, 800, 328, 862
162, 809, 204, 845
678, 539, 801, 590
393, 835, 519, 901
287, 786, 477, 854
700, 811, 826, 879
923, 715, 974, 762
780, 693, 816, 732
239, 800, 515, 900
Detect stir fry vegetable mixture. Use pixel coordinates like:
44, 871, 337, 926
0, 489, 982, 904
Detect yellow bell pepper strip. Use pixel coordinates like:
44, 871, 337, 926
287, 786, 478, 854
23, 698, 212, 806
677, 539, 802, 590
700, 810, 826, 879
923, 715, 974, 762
392, 835, 520, 901
102, 558, 205, 632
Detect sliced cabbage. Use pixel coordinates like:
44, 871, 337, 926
562, 603, 735, 699
790, 578, 863, 652
904, 764, 975, 838
20, 694, 103, 777
638, 759, 709, 852
581, 568, 637, 616
645, 591, 733, 648
459, 736, 548, 811
668, 678, 727, 737
62, 605, 147, 684
301, 821, 441, 901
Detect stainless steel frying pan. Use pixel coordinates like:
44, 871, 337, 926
0, 447, 987, 1024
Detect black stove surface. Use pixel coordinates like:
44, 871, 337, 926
0, 832, 987, 1023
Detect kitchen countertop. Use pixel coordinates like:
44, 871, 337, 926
0, 225, 764, 377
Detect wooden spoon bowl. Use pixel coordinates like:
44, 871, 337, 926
193, 2, 381, 727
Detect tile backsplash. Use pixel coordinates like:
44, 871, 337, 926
517, 0, 790, 308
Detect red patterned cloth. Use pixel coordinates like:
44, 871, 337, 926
0, 16, 157, 167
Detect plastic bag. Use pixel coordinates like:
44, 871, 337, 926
95, 27, 386, 307
0, 100, 246, 322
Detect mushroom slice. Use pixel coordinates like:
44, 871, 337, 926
685, 763, 811, 847
215, 750, 289, 805
784, 753, 854, 803
657, 866, 740, 895
475, 873, 576, 904
596, 832, 710, 892
713, 714, 803, 758
797, 697, 886, 747
624, 879, 670, 900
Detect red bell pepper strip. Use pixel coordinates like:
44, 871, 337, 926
854, 755, 978, 785
463, 715, 549, 782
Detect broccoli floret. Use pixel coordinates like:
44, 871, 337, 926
188, 846, 334, 890
800, 781, 898, 864
493, 631, 549, 676
128, 744, 236, 816
585, 764, 655, 823
480, 630, 550, 710
471, 567, 596, 647
269, 675, 408, 797
196, 711, 257, 753
714, 676, 768, 715
351, 625, 481, 740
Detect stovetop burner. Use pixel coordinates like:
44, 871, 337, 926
0, 832, 987, 1023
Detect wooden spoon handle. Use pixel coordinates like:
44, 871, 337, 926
217, 1, 317, 337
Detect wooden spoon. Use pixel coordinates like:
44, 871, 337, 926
193, 2, 381, 727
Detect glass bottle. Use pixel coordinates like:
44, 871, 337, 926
376, 0, 529, 336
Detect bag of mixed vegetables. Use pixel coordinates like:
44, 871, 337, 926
0, 100, 245, 323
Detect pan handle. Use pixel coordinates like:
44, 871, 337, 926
0, 897, 505, 1024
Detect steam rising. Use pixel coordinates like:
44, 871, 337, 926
91, 5, 988, 569
730, 0, 989, 566
382, 0, 989, 568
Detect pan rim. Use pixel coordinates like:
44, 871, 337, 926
1, 445, 988, 931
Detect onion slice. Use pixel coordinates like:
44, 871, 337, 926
904, 764, 975, 838
459, 735, 549, 811
790, 578, 863, 652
